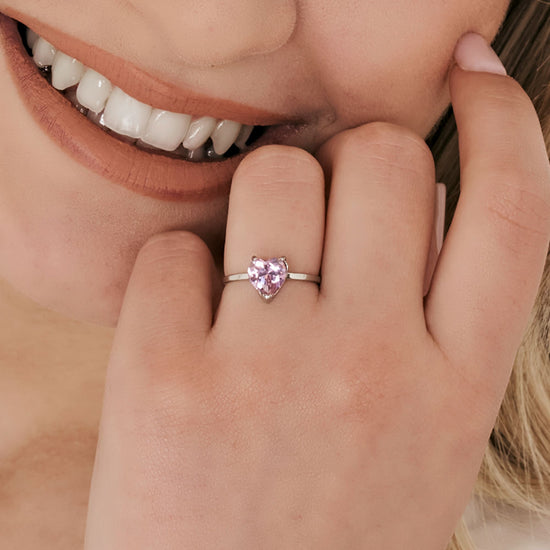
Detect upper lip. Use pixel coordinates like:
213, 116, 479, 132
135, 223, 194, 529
2, 7, 304, 127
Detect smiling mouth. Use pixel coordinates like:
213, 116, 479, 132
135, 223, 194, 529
0, 11, 311, 202
22, 24, 263, 163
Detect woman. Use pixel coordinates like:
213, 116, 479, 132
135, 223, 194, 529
0, 0, 548, 548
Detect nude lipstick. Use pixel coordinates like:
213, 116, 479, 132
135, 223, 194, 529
0, 12, 306, 202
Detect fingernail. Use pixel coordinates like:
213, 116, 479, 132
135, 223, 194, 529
453, 32, 507, 76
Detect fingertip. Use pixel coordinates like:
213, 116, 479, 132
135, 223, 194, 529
453, 32, 507, 76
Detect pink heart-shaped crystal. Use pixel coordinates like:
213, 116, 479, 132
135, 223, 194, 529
247, 256, 289, 301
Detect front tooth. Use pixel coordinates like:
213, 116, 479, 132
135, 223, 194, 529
211, 120, 242, 155
32, 37, 57, 67
26, 28, 39, 49
235, 125, 254, 149
141, 110, 192, 152
182, 116, 217, 150
76, 69, 113, 114
65, 86, 88, 115
103, 87, 152, 139
51, 51, 85, 90
206, 143, 224, 160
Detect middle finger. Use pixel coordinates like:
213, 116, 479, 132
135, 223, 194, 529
316, 122, 436, 322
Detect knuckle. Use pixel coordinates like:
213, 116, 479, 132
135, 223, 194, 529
133, 232, 211, 294
332, 379, 375, 424
139, 231, 210, 266
470, 77, 543, 144
234, 144, 323, 191
482, 76, 536, 118
323, 346, 392, 423
329, 121, 434, 182
485, 173, 550, 246
323, 326, 426, 406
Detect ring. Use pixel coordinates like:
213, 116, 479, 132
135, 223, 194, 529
223, 256, 321, 302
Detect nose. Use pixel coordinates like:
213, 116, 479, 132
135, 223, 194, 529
129, 0, 298, 67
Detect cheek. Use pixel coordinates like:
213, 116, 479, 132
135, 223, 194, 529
303, 0, 509, 135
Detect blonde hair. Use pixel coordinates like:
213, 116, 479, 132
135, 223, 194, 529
427, 1, 550, 547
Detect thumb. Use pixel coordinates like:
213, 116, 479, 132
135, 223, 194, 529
84, 230, 217, 549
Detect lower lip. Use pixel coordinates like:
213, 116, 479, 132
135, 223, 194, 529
0, 14, 248, 202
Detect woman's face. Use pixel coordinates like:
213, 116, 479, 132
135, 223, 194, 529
0, 0, 510, 326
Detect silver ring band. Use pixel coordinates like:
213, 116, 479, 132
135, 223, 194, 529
223, 272, 321, 283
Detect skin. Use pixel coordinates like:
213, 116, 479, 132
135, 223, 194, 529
83, 65, 550, 547
0, 0, 510, 323
2, 0, 549, 548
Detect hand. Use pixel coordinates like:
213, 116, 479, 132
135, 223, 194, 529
84, 56, 550, 549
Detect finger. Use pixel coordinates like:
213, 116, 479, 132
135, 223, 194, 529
85, 230, 216, 548
216, 145, 325, 324
111, 231, 216, 383
425, 40, 550, 390
423, 183, 447, 296
316, 122, 436, 321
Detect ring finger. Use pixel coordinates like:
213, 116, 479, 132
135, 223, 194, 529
214, 145, 326, 327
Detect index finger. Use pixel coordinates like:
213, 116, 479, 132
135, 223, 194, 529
424, 35, 550, 394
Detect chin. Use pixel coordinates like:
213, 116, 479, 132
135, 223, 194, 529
0, 135, 231, 327
2, 251, 130, 327
1, 219, 225, 327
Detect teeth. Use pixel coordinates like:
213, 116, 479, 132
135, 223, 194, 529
26, 28, 261, 159
32, 37, 57, 67
206, 143, 224, 160
103, 87, 152, 139
211, 120, 242, 155
235, 125, 254, 149
26, 28, 39, 49
76, 69, 113, 114
65, 86, 89, 115
141, 110, 192, 152
182, 116, 217, 150
88, 109, 137, 145
51, 51, 85, 91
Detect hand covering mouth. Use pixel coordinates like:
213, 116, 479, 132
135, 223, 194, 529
0, 11, 313, 201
